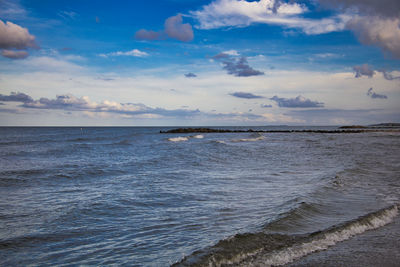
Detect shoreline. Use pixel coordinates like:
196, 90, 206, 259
286, 214, 400, 267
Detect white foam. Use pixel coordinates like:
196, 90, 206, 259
232, 136, 265, 142
255, 205, 399, 266
168, 136, 189, 142
168, 134, 204, 142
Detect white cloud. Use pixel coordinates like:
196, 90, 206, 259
0, 0, 27, 20
222, 50, 239, 56
99, 49, 149, 58
190, 0, 349, 34
58, 10, 78, 20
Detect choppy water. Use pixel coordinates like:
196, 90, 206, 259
0, 127, 399, 266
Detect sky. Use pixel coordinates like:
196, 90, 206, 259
0, 0, 399, 126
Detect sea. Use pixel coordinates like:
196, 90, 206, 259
0, 126, 399, 266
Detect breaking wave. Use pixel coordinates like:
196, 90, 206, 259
168, 137, 190, 142
168, 135, 204, 142
231, 133, 265, 143
173, 204, 398, 266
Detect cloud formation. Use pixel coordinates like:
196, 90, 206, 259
381, 70, 400, 80
135, 29, 162, 41
1, 49, 28, 59
367, 88, 388, 99
99, 49, 148, 58
319, 0, 400, 19
270, 95, 324, 108
184, 72, 197, 78
347, 16, 400, 59
190, 0, 400, 58
0, 92, 33, 103
0, 19, 36, 49
317, 0, 400, 59
0, 0, 27, 20
353, 64, 375, 78
230, 92, 264, 99
0, 92, 200, 118
0, 92, 289, 123
58, 10, 78, 20
190, 0, 348, 34
213, 53, 264, 77
164, 14, 194, 42
135, 14, 193, 42
353, 64, 400, 80
260, 104, 272, 108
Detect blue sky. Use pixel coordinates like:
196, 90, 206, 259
0, 0, 399, 126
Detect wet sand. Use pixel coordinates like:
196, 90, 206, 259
286, 215, 400, 267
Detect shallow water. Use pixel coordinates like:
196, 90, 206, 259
0, 127, 399, 266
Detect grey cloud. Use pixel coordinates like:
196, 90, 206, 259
367, 88, 388, 99
23, 95, 92, 110
0, 92, 33, 103
212, 52, 231, 60
134, 29, 163, 41
135, 14, 193, 42
270, 95, 324, 108
0, 92, 277, 123
164, 14, 194, 42
353, 64, 375, 78
213, 53, 264, 77
184, 72, 197, 78
1, 49, 28, 59
230, 92, 264, 99
0, 19, 36, 49
223, 57, 264, 77
0, 92, 200, 118
96, 76, 115, 81
347, 16, 400, 59
319, 0, 400, 18
261, 104, 272, 108
353, 64, 400, 80
380, 69, 400, 80
317, 0, 400, 59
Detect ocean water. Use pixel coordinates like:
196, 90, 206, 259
0, 127, 399, 266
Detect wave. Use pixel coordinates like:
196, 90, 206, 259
168, 136, 189, 142
231, 133, 265, 143
168, 135, 204, 142
172, 204, 398, 266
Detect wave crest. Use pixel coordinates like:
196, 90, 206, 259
173, 204, 399, 266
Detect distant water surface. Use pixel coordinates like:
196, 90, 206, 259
0, 127, 399, 266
